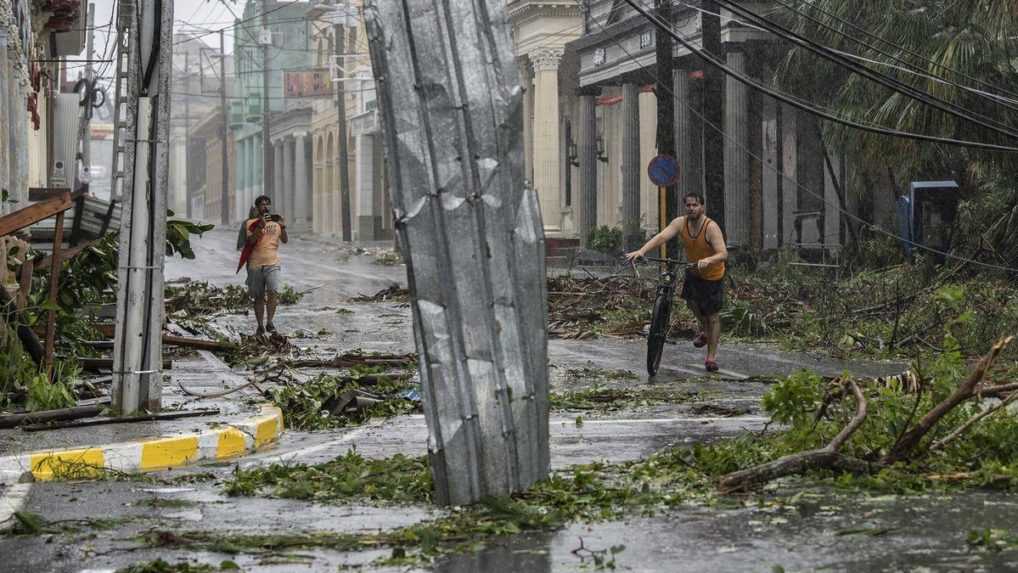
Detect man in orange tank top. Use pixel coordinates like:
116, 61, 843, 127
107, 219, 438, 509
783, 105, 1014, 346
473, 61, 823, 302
625, 193, 728, 372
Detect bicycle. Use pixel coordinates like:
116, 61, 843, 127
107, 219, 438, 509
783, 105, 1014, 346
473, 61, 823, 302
631, 255, 688, 377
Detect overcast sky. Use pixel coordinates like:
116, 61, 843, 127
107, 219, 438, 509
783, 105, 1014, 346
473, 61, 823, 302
85, 0, 246, 62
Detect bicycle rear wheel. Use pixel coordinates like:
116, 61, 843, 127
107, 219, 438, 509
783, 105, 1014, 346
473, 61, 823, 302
646, 294, 673, 377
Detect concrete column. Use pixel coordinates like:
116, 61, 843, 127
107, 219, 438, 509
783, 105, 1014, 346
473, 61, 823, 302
281, 136, 293, 221
621, 82, 641, 251
294, 132, 310, 232
674, 69, 694, 202
576, 94, 597, 246
781, 103, 798, 246
520, 58, 534, 186
237, 137, 247, 220
531, 48, 563, 231
273, 139, 284, 213
723, 49, 750, 249
761, 96, 779, 250
355, 133, 376, 240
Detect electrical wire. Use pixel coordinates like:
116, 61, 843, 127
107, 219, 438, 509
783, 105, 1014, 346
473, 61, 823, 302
587, 0, 1018, 273
769, 0, 1018, 104
674, 0, 1018, 111
617, 0, 1018, 152
713, 0, 1018, 142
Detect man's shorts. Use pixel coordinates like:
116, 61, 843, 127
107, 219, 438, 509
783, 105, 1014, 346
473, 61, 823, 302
680, 267, 725, 316
246, 264, 281, 300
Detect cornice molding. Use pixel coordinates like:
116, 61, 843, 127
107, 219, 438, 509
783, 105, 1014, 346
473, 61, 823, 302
507, 1, 582, 22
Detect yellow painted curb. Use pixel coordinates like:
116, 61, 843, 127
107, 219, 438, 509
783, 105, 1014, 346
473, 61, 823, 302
0, 405, 284, 483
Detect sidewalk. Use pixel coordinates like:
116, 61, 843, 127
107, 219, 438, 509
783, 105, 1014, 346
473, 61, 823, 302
0, 350, 283, 485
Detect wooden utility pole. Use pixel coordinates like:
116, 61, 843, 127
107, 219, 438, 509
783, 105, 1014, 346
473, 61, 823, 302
219, 29, 230, 225
701, 0, 725, 228
335, 14, 352, 241
654, 0, 677, 257
261, 0, 273, 201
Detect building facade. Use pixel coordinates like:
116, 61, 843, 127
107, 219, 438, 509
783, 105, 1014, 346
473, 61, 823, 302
309, 0, 390, 241
503, 0, 863, 255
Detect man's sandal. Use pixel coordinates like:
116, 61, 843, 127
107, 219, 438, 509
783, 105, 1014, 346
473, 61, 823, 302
704, 359, 719, 373
693, 332, 707, 348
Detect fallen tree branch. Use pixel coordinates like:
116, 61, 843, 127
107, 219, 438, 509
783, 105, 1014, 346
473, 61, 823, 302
720, 380, 870, 493
21, 408, 220, 432
882, 336, 1012, 465
930, 390, 1018, 452
976, 382, 1018, 398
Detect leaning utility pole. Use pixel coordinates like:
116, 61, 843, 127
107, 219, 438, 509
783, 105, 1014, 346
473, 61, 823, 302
219, 29, 230, 226
334, 8, 352, 241
366, 0, 549, 506
112, 0, 174, 415
260, 0, 273, 202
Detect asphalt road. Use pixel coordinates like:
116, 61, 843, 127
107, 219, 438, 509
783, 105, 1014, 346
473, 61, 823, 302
5, 229, 1006, 573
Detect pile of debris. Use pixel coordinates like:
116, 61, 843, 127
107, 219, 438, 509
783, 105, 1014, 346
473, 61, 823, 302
546, 274, 660, 339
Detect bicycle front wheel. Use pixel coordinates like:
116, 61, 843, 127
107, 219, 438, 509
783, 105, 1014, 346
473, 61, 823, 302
646, 294, 673, 377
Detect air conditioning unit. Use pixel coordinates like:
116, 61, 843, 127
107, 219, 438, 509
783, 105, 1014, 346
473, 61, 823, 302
51, 93, 81, 188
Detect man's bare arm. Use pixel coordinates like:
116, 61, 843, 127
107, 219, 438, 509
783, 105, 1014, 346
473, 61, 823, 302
696, 221, 728, 271
624, 217, 684, 261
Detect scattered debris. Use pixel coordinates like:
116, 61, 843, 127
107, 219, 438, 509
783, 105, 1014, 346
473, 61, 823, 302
351, 284, 409, 303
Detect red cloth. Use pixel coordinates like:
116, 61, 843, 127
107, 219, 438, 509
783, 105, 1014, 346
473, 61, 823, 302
236, 218, 266, 274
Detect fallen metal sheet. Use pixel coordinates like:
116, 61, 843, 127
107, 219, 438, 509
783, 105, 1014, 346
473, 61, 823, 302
365, 0, 549, 505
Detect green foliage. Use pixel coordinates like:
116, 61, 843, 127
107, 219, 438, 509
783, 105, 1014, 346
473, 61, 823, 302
0, 328, 42, 410
116, 559, 227, 573
588, 226, 623, 255
269, 365, 418, 431
275, 284, 304, 305
761, 370, 826, 426
373, 250, 403, 266
720, 298, 772, 338
165, 220, 215, 259
224, 449, 432, 503
25, 371, 75, 412
550, 385, 692, 412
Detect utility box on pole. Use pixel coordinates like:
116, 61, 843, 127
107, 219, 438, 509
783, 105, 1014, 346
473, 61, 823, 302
112, 0, 173, 415
365, 0, 550, 506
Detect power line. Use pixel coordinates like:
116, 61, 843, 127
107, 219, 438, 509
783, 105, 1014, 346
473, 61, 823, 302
769, 0, 1018, 105
675, 0, 1018, 112
619, 0, 1018, 152
592, 0, 1018, 273
714, 0, 1018, 142
171, 0, 301, 46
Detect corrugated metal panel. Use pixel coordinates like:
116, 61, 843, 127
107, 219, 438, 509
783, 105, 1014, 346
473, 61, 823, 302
366, 0, 549, 506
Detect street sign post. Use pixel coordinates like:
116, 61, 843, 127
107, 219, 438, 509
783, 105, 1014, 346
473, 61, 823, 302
648, 154, 679, 187
649, 154, 679, 258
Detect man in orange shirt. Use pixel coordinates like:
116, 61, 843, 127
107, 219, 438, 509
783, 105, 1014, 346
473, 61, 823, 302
245, 195, 288, 336
625, 193, 728, 372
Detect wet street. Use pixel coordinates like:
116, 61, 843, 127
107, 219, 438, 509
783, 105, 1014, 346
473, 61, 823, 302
2, 229, 1016, 572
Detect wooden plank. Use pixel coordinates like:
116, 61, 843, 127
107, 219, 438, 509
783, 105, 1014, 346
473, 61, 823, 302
43, 210, 65, 377
28, 187, 71, 201
0, 192, 73, 237
78, 357, 172, 372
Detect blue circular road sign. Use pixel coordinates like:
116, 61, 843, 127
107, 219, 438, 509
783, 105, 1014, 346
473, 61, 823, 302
648, 154, 679, 187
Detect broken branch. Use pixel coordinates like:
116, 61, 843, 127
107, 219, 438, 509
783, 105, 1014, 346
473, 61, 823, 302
720, 380, 870, 493
882, 336, 1012, 465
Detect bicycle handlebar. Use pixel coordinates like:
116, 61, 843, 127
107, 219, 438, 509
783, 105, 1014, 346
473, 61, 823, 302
630, 255, 688, 265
